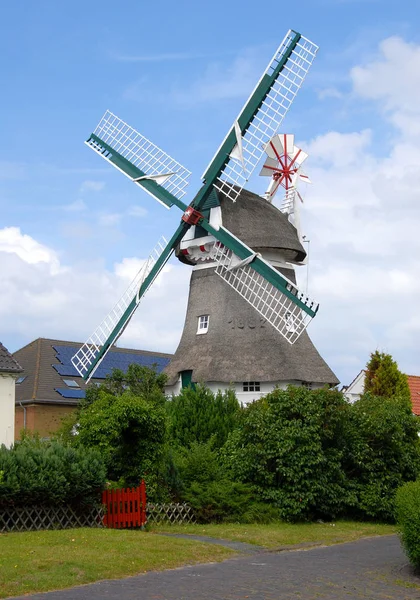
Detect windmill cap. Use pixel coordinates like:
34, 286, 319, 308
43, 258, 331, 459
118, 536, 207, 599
219, 187, 306, 262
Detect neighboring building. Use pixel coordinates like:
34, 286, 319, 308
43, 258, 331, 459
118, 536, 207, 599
342, 370, 366, 404
164, 187, 339, 402
343, 370, 420, 415
408, 375, 420, 415
0, 342, 23, 447
13, 338, 172, 439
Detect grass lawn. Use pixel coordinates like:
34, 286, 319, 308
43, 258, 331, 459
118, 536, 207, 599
151, 520, 396, 549
0, 528, 233, 599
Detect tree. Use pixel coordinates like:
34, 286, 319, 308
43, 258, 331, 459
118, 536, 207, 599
82, 363, 167, 408
74, 389, 168, 493
167, 385, 241, 449
364, 351, 411, 405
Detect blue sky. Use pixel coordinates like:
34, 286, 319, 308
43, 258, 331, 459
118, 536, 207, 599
1, 0, 420, 385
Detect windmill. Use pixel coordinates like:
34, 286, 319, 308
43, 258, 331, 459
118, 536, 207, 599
71, 30, 333, 389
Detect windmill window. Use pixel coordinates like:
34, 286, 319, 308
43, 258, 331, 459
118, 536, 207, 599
197, 315, 209, 334
16, 376, 26, 384
63, 379, 80, 388
243, 381, 261, 392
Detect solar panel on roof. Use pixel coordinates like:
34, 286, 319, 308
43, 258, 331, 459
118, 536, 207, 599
55, 388, 86, 399
52, 345, 170, 380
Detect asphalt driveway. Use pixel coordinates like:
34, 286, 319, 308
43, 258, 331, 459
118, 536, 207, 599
9, 534, 420, 600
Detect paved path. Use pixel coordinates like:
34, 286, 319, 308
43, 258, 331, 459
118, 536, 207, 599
10, 534, 420, 600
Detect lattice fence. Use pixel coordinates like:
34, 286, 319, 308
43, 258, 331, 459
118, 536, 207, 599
147, 503, 196, 525
0, 505, 104, 533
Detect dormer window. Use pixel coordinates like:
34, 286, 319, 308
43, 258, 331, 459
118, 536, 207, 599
197, 315, 209, 334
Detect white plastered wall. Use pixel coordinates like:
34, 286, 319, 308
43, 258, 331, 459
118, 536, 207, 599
165, 379, 325, 404
0, 373, 16, 448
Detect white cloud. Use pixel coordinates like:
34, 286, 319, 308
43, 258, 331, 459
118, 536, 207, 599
98, 213, 122, 227
317, 87, 344, 100
80, 180, 106, 193
127, 205, 148, 218
351, 37, 420, 138
298, 36, 420, 384
62, 199, 87, 212
0, 227, 61, 273
0, 227, 190, 354
305, 130, 372, 167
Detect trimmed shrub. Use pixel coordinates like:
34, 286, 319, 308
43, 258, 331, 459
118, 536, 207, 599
395, 480, 420, 569
0, 438, 106, 508
182, 480, 254, 523
167, 385, 240, 449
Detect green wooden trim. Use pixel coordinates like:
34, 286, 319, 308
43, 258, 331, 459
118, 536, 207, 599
200, 220, 318, 318
88, 133, 188, 212
181, 370, 195, 390
82, 221, 190, 380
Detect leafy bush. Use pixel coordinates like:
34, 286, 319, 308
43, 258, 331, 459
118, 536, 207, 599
0, 438, 106, 508
395, 480, 420, 569
344, 394, 420, 521
222, 386, 350, 521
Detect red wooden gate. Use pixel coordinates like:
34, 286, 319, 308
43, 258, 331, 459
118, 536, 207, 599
102, 480, 147, 528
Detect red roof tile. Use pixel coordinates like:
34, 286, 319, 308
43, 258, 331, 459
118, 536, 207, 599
408, 375, 420, 415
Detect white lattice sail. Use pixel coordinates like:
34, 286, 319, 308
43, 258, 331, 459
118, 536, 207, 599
212, 244, 317, 344
86, 111, 191, 204
212, 32, 318, 203
72, 236, 168, 378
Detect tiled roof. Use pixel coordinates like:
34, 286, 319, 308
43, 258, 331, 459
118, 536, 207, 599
0, 342, 23, 373
13, 338, 172, 405
408, 375, 420, 415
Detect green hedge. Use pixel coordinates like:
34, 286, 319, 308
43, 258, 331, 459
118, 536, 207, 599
0, 438, 106, 508
395, 480, 420, 569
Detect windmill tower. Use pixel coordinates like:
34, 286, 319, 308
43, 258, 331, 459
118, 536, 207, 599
71, 30, 338, 397
164, 136, 338, 400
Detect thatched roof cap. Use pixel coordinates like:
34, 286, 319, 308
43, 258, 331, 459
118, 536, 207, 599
219, 188, 306, 262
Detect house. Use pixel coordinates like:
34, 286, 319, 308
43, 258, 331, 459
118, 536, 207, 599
0, 342, 23, 447
342, 370, 365, 404
13, 338, 172, 439
343, 369, 420, 415
408, 375, 420, 415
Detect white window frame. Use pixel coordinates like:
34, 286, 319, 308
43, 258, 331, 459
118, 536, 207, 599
243, 381, 261, 392
197, 315, 209, 335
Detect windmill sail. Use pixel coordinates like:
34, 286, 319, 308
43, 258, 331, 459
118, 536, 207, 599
75, 29, 320, 381
72, 236, 169, 381
85, 111, 191, 210
201, 30, 318, 203
213, 243, 316, 343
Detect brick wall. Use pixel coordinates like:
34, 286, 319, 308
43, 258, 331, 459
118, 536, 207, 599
15, 404, 77, 439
